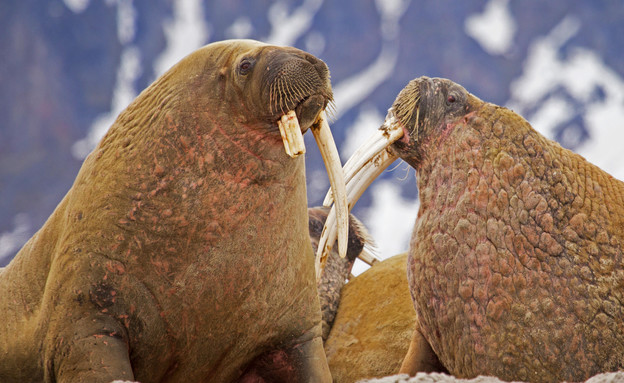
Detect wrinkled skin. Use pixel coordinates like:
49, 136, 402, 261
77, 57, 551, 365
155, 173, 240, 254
392, 77, 624, 382
0, 40, 333, 383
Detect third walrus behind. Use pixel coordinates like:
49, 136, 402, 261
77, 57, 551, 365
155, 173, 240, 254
323, 76, 624, 382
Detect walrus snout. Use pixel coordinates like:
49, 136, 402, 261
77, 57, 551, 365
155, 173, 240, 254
296, 94, 326, 132
265, 50, 333, 120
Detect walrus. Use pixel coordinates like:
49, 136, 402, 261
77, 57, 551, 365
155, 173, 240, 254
308, 206, 377, 342
323, 253, 444, 383
322, 76, 624, 382
0, 39, 352, 382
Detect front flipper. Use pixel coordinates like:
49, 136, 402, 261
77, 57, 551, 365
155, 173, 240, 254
45, 315, 134, 383
399, 327, 447, 375
240, 336, 331, 382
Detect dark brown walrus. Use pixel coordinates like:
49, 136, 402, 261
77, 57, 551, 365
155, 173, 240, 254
0, 39, 349, 382
308, 206, 376, 342
324, 76, 624, 382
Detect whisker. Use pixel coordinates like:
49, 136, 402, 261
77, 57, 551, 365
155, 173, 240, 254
269, 81, 276, 115
325, 101, 337, 123
278, 78, 287, 114
415, 105, 420, 140
397, 161, 412, 182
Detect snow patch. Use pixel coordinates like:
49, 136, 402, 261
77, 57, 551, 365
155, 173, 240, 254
332, 0, 410, 120
375, 0, 411, 40
307, 168, 330, 205
71, 0, 143, 159
333, 42, 398, 121
340, 104, 385, 161
265, 0, 323, 46
304, 31, 326, 57
116, 0, 137, 45
225, 16, 254, 39
527, 96, 574, 139
0, 214, 31, 265
508, 16, 624, 180
508, 16, 582, 108
153, 0, 209, 76
63, 0, 90, 13
362, 180, 418, 261
72, 47, 142, 159
465, 0, 516, 56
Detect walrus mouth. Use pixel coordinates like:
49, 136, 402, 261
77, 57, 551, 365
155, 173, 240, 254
317, 108, 404, 276
277, 108, 350, 274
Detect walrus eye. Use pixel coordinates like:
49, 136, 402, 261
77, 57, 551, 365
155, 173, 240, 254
447, 94, 456, 104
238, 58, 255, 75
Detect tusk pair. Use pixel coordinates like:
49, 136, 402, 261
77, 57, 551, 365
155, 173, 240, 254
277, 110, 350, 280
316, 109, 404, 278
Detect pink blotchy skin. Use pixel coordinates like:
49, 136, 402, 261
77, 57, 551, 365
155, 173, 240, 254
0, 40, 333, 383
392, 77, 624, 382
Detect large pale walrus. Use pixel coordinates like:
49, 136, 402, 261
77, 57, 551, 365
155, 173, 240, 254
0, 39, 353, 382
322, 76, 624, 382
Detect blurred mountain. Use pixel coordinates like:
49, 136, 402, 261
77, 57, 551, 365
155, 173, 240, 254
1, 0, 623, 266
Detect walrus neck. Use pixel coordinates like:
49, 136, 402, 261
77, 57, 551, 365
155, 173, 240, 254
211, 116, 287, 166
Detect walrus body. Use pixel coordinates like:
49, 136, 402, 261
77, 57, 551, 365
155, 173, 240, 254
0, 40, 334, 382
324, 253, 427, 382
387, 77, 624, 382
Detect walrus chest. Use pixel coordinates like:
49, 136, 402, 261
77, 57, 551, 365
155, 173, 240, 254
92, 166, 320, 381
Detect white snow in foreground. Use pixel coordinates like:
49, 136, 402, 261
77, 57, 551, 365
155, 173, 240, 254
508, 16, 624, 181
464, 0, 516, 56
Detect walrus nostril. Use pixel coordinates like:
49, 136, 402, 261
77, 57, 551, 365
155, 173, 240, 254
268, 56, 329, 121
301, 52, 329, 77
297, 94, 326, 131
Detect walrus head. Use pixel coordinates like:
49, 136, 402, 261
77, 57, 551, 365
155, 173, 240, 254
389, 76, 476, 168
317, 77, 480, 250
223, 41, 333, 128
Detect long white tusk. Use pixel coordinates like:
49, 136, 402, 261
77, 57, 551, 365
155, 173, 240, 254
317, 147, 399, 277
323, 113, 403, 206
312, 111, 349, 280
317, 111, 403, 278
358, 246, 380, 266
278, 110, 306, 158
